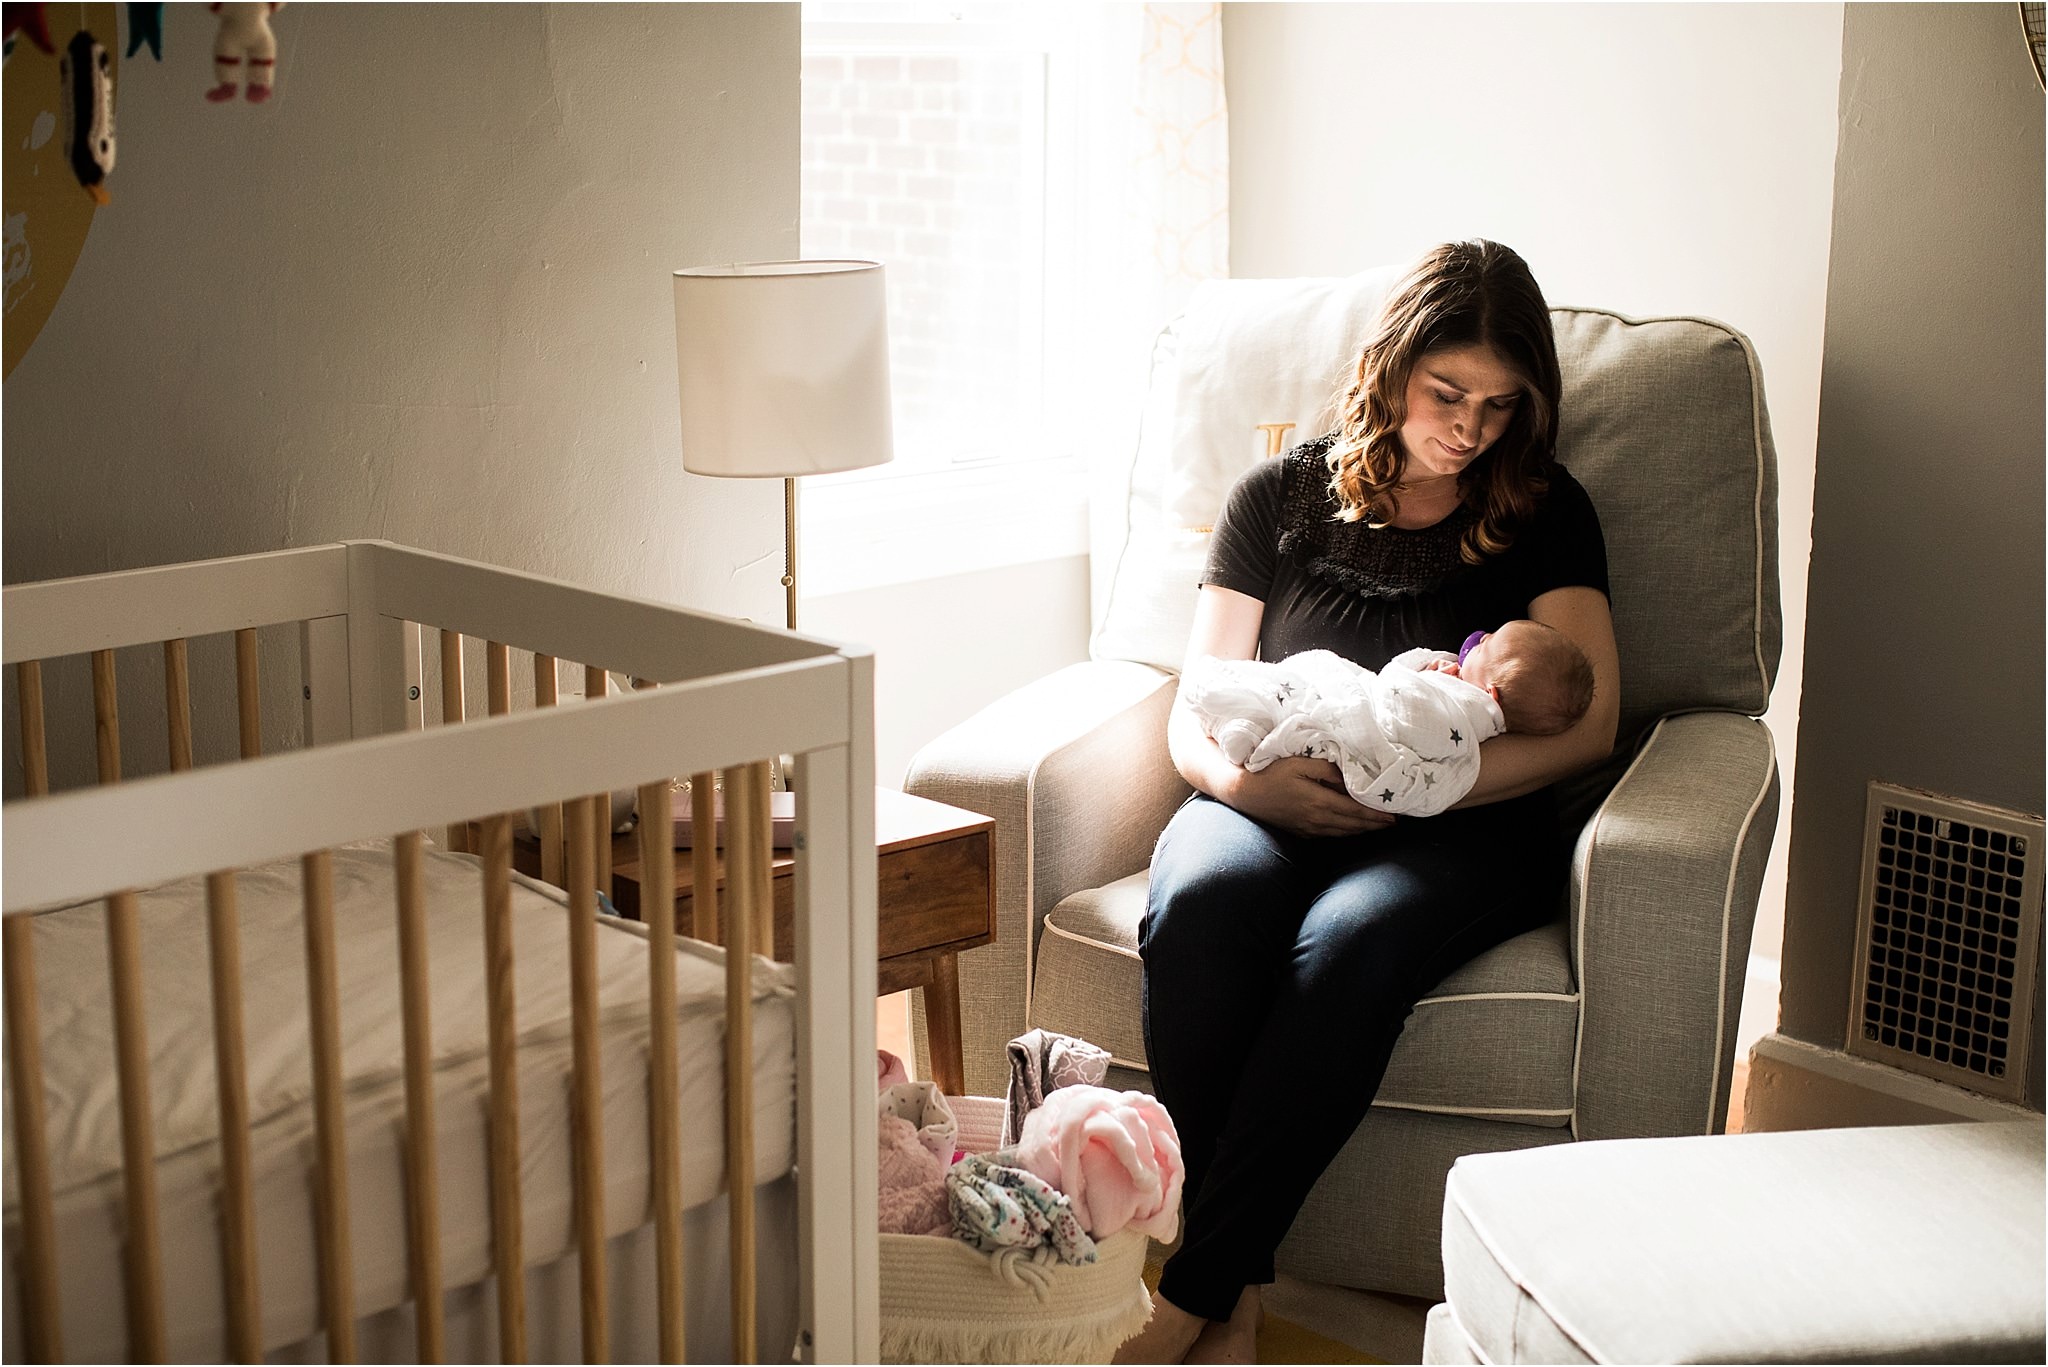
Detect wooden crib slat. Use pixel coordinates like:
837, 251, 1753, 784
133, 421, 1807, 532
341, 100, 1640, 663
107, 889, 166, 1360
479, 814, 529, 1362
745, 761, 776, 958
301, 851, 357, 1361
487, 642, 511, 718
636, 767, 687, 1363
17, 660, 50, 796
439, 631, 470, 853
5, 917, 63, 1362
439, 630, 466, 727
564, 797, 610, 1363
92, 648, 121, 784
683, 774, 715, 945
234, 628, 261, 760
534, 656, 565, 887
164, 639, 195, 772
585, 668, 612, 899
724, 763, 766, 1364
393, 833, 447, 1362
206, 871, 263, 1362
11, 665, 60, 1362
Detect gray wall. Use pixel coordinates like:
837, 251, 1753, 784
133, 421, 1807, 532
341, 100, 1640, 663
3, 4, 800, 788
1781, 3, 2045, 1105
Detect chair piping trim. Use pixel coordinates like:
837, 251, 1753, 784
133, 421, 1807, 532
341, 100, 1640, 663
1736, 326, 1774, 703
1375, 1101, 1574, 1119
1066, 1054, 1578, 1123
1042, 919, 1581, 1012
1444, 1302, 1497, 1366
1570, 713, 1775, 1141
1704, 722, 1778, 1134
1447, 1181, 1611, 1365
1041, 918, 1143, 963
1554, 307, 1775, 710
1568, 713, 1674, 1140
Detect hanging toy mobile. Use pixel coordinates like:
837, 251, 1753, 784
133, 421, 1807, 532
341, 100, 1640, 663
125, 2, 162, 60
59, 30, 117, 204
3, 2, 54, 58
207, 1, 281, 103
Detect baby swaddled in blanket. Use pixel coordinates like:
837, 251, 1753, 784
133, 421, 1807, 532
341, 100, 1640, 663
1180, 618, 1595, 818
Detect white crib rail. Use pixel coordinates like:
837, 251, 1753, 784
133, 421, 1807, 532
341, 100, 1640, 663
2, 541, 880, 1363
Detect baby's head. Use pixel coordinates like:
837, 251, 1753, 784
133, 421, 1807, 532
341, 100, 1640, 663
1458, 620, 1595, 736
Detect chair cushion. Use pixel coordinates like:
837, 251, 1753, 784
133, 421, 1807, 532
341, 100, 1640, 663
1440, 1121, 2047, 1364
1090, 277, 1782, 741
1033, 869, 1579, 1127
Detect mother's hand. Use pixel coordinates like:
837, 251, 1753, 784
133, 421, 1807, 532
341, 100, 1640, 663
1219, 757, 1395, 838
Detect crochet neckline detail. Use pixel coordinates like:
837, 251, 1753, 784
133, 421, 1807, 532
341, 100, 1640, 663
1274, 436, 1478, 598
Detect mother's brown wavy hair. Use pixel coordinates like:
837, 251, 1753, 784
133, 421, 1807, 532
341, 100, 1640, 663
1326, 240, 1561, 563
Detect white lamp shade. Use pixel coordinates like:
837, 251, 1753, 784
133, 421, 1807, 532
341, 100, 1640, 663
672, 260, 895, 478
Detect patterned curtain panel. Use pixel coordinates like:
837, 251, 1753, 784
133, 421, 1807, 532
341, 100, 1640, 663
1126, 4, 1230, 319
1072, 2, 1229, 618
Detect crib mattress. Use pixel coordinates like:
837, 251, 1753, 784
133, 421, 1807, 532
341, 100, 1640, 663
2, 841, 797, 1362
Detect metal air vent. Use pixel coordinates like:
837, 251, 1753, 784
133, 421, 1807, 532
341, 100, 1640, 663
1847, 782, 2042, 1103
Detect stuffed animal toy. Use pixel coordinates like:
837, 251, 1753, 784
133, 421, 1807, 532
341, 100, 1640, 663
207, 2, 281, 104
59, 31, 116, 204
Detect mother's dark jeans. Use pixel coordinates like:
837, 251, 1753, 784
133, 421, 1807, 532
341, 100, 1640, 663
1141, 791, 1565, 1321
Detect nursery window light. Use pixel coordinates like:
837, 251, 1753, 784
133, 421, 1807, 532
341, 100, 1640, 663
799, 2, 1088, 593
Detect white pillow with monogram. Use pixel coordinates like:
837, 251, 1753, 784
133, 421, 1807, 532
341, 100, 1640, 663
1090, 267, 1403, 672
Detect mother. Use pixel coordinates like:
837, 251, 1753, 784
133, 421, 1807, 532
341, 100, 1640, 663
1121, 241, 1621, 1364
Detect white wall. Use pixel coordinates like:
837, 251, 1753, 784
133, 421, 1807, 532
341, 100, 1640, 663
1222, 2, 1844, 976
802, 555, 1092, 788
4, 5, 800, 787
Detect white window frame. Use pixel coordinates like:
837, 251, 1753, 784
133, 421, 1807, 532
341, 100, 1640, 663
799, 3, 1091, 598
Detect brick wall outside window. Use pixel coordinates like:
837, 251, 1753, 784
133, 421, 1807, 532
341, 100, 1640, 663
801, 50, 1046, 468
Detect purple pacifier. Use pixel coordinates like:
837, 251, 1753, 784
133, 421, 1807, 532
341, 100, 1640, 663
1457, 629, 1488, 665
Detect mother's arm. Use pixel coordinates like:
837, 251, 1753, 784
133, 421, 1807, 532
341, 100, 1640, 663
1169, 586, 1393, 838
1451, 585, 1621, 809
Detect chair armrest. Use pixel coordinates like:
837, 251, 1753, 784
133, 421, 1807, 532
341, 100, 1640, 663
1570, 710, 1781, 1141
904, 659, 1189, 1095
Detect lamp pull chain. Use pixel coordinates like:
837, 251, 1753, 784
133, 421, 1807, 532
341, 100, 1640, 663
782, 476, 799, 633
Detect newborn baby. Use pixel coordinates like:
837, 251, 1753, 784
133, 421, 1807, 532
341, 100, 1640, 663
1181, 619, 1595, 818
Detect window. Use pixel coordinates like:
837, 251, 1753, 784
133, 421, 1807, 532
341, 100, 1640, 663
799, 3, 1089, 594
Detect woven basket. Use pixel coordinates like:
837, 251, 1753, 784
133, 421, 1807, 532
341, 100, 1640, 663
878, 1095, 1153, 1365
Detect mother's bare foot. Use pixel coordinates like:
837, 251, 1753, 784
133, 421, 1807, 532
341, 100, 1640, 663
1113, 1290, 1207, 1364
1185, 1285, 1263, 1365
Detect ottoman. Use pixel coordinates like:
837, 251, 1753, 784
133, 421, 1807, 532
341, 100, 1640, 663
1422, 1121, 2044, 1364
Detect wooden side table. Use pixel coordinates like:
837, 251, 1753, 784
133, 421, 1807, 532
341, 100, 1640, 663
597, 787, 994, 1096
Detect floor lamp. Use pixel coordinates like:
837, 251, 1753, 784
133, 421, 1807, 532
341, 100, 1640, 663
671, 259, 895, 632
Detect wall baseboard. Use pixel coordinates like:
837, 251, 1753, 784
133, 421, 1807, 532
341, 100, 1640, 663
1744, 1032, 2041, 1131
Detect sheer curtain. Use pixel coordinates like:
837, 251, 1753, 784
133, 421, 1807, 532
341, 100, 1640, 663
1073, 2, 1230, 623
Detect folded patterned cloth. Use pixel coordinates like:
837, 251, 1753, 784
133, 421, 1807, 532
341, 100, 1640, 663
878, 1113, 951, 1236
1001, 1028, 1112, 1147
1014, 1086, 1184, 1242
946, 1152, 1097, 1266
880, 1081, 958, 1164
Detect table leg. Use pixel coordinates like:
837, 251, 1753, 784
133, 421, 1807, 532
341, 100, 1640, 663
925, 954, 966, 1097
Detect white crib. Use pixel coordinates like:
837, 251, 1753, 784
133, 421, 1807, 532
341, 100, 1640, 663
2, 540, 880, 1362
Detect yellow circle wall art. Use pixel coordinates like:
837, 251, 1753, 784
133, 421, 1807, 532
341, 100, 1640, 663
5, 3, 120, 379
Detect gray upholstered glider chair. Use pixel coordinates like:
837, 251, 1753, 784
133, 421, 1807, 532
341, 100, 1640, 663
904, 271, 1783, 1297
